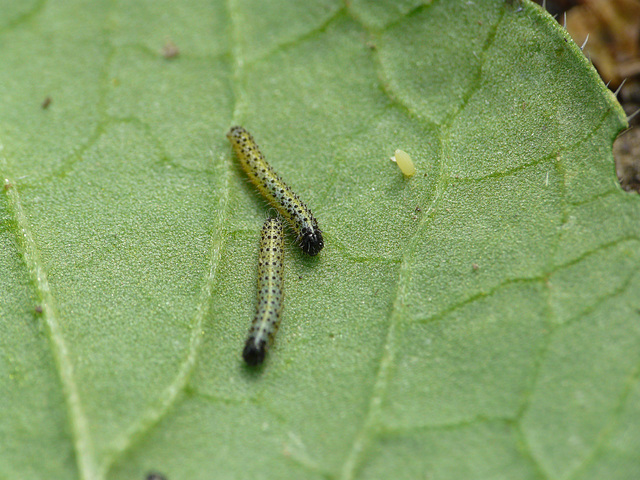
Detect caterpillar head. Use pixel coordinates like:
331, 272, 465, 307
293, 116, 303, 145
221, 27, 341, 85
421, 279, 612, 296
300, 228, 324, 256
243, 339, 267, 366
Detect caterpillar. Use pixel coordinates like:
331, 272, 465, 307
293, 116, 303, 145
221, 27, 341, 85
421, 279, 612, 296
227, 126, 324, 256
243, 217, 285, 366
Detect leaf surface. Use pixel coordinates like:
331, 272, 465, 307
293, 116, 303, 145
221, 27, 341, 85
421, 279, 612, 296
0, 1, 638, 479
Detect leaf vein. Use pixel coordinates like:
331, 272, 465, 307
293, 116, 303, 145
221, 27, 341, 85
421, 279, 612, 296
3, 180, 99, 480
100, 151, 234, 477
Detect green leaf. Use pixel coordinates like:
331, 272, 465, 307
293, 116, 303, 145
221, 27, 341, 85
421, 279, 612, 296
1, 0, 638, 479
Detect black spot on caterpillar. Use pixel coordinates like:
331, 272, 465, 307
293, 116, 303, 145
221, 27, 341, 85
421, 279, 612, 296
243, 218, 285, 366
227, 126, 324, 256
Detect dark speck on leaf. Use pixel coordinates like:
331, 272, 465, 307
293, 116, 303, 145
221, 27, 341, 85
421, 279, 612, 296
146, 472, 168, 480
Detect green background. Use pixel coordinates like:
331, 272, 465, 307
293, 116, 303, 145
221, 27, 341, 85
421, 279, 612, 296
0, 0, 638, 479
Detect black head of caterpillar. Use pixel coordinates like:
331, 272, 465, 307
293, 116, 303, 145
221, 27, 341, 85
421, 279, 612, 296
243, 337, 267, 366
299, 225, 324, 256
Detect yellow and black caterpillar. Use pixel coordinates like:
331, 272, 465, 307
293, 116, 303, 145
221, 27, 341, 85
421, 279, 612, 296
227, 126, 324, 256
243, 218, 285, 366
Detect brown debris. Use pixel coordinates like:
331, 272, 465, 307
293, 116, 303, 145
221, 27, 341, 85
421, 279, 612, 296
614, 128, 640, 193
565, 0, 640, 87
162, 39, 180, 59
